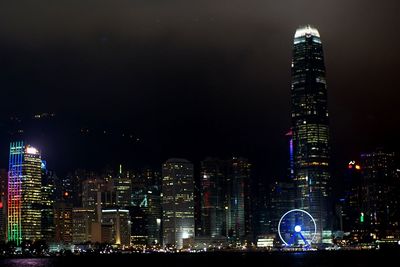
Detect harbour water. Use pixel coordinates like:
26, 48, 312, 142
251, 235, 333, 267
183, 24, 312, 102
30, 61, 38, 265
0, 250, 397, 267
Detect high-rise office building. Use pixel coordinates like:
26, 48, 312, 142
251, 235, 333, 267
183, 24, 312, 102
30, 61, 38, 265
54, 201, 73, 244
72, 207, 96, 244
198, 157, 252, 243
226, 157, 252, 241
128, 206, 148, 246
200, 158, 226, 238
7, 142, 42, 245
360, 149, 399, 237
252, 174, 270, 239
269, 181, 295, 234
290, 25, 331, 242
129, 168, 162, 246
41, 168, 56, 243
65, 169, 95, 207
114, 171, 132, 208
340, 161, 363, 234
82, 177, 115, 221
101, 208, 131, 246
82, 178, 105, 210
162, 158, 194, 248
146, 187, 162, 246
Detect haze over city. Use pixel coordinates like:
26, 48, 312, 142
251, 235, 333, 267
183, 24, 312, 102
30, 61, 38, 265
1, 0, 399, 177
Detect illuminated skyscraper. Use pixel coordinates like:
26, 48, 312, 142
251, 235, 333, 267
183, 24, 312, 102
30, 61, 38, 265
200, 158, 226, 238
146, 188, 162, 245
7, 141, 42, 245
290, 25, 331, 241
226, 157, 252, 241
72, 207, 96, 243
54, 202, 73, 244
199, 157, 252, 243
360, 149, 399, 237
82, 178, 115, 221
269, 181, 295, 234
129, 168, 162, 246
162, 158, 194, 248
41, 168, 56, 243
340, 161, 363, 234
101, 208, 131, 246
114, 170, 132, 208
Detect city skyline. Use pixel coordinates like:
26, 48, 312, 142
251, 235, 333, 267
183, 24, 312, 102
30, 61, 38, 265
1, 3, 400, 267
1, 1, 400, 181
0, 1, 400, 258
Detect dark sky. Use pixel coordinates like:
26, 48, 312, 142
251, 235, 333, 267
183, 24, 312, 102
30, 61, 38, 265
0, 0, 399, 180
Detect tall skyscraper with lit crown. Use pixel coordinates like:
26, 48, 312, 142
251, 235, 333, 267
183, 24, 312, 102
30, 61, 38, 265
7, 141, 42, 245
290, 25, 331, 242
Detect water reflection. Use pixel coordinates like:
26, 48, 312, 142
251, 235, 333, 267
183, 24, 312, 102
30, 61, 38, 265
0, 258, 53, 267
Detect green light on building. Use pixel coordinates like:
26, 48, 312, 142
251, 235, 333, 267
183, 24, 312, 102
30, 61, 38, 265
360, 212, 364, 223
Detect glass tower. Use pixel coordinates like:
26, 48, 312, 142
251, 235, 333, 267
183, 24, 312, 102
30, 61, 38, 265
360, 149, 399, 237
162, 158, 194, 249
200, 158, 226, 238
226, 157, 252, 241
8, 141, 42, 245
290, 25, 331, 242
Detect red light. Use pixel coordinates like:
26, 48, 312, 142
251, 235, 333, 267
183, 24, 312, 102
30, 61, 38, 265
348, 165, 353, 169
0, 202, 3, 209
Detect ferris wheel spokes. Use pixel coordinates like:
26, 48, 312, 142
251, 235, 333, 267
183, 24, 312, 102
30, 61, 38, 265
278, 209, 317, 247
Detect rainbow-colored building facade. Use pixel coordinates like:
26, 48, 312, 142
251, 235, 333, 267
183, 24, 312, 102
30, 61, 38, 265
8, 141, 42, 245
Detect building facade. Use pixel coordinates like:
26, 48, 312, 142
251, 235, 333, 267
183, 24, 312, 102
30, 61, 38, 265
101, 208, 131, 246
360, 149, 399, 238
199, 157, 252, 243
114, 172, 132, 208
162, 158, 194, 248
7, 142, 42, 245
200, 158, 227, 238
290, 25, 331, 242
41, 168, 56, 243
146, 187, 162, 246
226, 157, 252, 241
54, 202, 73, 244
72, 207, 96, 244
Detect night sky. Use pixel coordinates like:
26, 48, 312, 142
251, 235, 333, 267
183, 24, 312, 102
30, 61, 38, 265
0, 0, 399, 181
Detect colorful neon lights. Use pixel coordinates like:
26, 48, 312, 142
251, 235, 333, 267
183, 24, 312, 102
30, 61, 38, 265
289, 137, 294, 177
8, 142, 42, 245
8, 141, 24, 245
286, 130, 294, 179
